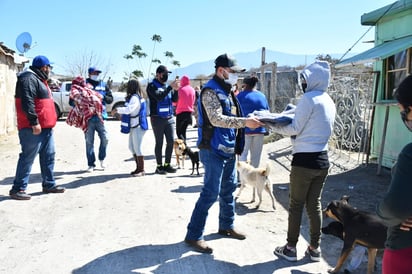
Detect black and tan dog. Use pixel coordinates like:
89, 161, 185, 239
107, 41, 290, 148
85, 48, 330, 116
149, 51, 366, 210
183, 145, 200, 176
323, 196, 387, 274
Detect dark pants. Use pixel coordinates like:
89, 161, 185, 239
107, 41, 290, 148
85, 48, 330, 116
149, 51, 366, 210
287, 166, 328, 248
150, 116, 175, 165
176, 112, 192, 140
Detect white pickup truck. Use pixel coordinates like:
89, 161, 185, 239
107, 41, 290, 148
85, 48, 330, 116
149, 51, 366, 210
52, 81, 126, 118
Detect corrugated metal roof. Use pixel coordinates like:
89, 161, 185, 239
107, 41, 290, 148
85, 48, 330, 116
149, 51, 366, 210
336, 35, 412, 67
361, 0, 412, 26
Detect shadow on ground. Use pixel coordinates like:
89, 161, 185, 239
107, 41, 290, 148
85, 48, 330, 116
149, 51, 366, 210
72, 240, 320, 274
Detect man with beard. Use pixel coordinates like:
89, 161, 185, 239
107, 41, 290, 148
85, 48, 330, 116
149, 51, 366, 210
10, 55, 65, 200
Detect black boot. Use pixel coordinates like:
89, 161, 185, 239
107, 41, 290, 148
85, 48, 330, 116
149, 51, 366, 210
131, 154, 139, 175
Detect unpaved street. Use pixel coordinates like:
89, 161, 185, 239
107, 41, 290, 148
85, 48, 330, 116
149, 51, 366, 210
0, 120, 390, 274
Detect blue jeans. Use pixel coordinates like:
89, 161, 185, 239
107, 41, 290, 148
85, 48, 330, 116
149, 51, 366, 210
11, 128, 56, 192
85, 117, 108, 167
185, 149, 237, 240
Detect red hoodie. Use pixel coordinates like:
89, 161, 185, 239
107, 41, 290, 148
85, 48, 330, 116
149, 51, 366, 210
176, 75, 196, 115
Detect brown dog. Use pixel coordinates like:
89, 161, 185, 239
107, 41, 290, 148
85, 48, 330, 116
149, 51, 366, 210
323, 196, 387, 274
174, 139, 186, 169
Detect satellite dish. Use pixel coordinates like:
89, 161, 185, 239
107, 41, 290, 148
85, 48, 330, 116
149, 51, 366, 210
16, 32, 32, 54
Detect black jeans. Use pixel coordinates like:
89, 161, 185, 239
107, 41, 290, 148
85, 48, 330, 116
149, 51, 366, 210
176, 112, 192, 140
150, 116, 175, 165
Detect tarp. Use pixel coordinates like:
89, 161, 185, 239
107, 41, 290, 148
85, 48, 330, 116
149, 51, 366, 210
336, 35, 412, 68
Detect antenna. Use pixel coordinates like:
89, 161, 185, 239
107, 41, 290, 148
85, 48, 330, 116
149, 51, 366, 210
15, 32, 32, 55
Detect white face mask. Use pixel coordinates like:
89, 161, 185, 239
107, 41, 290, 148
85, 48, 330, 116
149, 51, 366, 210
223, 70, 238, 85
90, 75, 99, 81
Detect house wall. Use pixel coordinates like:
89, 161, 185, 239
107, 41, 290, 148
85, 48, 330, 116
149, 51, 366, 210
0, 49, 18, 136
367, 3, 412, 167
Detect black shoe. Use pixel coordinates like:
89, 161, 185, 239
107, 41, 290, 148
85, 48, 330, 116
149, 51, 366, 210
185, 239, 213, 254
9, 190, 31, 200
218, 228, 246, 240
274, 244, 297, 262
305, 246, 321, 262
163, 164, 177, 173
155, 166, 167, 175
42, 185, 66, 193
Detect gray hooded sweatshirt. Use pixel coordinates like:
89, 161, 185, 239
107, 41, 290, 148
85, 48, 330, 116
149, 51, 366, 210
273, 61, 336, 154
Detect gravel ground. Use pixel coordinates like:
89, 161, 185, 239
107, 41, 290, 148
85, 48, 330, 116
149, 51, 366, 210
0, 119, 390, 274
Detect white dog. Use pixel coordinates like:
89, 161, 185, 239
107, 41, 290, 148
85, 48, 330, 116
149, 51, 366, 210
236, 161, 276, 210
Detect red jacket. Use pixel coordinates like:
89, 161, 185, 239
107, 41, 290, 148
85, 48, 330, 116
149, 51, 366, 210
15, 68, 57, 130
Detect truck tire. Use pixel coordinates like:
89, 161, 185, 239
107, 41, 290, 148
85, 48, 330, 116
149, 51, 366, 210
55, 104, 62, 119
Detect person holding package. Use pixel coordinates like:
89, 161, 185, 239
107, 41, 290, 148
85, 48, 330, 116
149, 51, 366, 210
184, 53, 263, 253
273, 61, 336, 262
83, 67, 113, 172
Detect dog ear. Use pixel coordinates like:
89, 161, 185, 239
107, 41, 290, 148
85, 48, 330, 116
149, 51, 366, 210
340, 195, 350, 203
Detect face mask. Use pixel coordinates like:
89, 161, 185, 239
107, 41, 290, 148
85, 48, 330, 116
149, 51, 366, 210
400, 109, 412, 132
160, 73, 168, 82
301, 83, 307, 92
90, 75, 99, 81
224, 70, 238, 85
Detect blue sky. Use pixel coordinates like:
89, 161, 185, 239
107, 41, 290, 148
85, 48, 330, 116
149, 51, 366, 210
0, 0, 395, 82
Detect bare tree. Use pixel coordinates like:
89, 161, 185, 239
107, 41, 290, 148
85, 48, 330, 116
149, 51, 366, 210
64, 49, 111, 80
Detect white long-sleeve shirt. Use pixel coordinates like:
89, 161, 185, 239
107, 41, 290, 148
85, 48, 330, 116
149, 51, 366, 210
116, 95, 141, 128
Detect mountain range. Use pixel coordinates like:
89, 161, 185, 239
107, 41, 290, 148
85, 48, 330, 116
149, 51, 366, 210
171, 48, 355, 79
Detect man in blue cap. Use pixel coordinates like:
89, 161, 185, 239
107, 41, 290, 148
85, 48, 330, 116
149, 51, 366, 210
83, 66, 113, 172
10, 55, 65, 200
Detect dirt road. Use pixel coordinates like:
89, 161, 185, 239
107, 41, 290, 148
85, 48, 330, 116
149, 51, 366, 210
0, 120, 390, 274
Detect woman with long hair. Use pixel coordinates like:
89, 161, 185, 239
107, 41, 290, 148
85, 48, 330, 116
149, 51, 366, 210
113, 79, 148, 176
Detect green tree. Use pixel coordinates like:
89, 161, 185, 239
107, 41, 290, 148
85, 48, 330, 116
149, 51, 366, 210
123, 34, 180, 81
316, 54, 339, 65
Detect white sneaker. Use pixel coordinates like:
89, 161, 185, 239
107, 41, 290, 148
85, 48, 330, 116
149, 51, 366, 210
87, 166, 94, 172
100, 160, 106, 169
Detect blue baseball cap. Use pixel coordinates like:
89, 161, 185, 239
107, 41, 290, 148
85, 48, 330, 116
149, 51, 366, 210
32, 55, 52, 68
88, 67, 102, 74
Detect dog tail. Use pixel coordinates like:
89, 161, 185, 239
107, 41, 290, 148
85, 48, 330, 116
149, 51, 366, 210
261, 162, 270, 177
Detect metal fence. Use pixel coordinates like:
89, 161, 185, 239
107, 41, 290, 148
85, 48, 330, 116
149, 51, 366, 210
328, 71, 375, 169
258, 66, 376, 172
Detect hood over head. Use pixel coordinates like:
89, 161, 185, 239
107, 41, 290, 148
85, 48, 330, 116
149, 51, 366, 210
300, 61, 330, 92
180, 75, 190, 87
